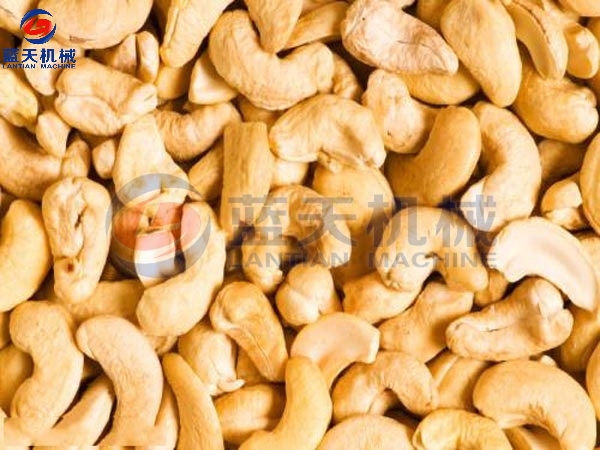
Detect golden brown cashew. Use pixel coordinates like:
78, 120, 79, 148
447, 277, 573, 361
379, 281, 473, 362
163, 352, 223, 450
331, 53, 364, 102
563, 22, 600, 79
513, 54, 598, 144
539, 139, 586, 190
6, 302, 83, 440
362, 70, 437, 155
0, 69, 38, 128
441, 0, 522, 107
342, 272, 422, 324
239, 356, 332, 450
55, 58, 158, 136
285, 2, 347, 50
0, 345, 33, 414
210, 282, 288, 382
488, 217, 598, 311
332, 351, 438, 422
189, 52, 238, 105
586, 341, 600, 419
385, 106, 481, 207
215, 384, 286, 446
42, 177, 112, 304
154, 102, 241, 162
290, 312, 379, 387
0, 200, 51, 312
136, 202, 226, 336
33, 375, 114, 447
188, 141, 224, 202
275, 264, 341, 327
318, 414, 414, 450
505, 426, 562, 450
0, 311, 8, 350
342, 0, 458, 74
557, 0, 600, 16
76, 315, 163, 446
541, 173, 588, 231
245, 0, 303, 53
178, 320, 244, 396
270, 94, 386, 172
460, 102, 541, 233
474, 360, 597, 450
209, 10, 334, 110
581, 133, 600, 236
413, 409, 513, 450
375, 207, 488, 292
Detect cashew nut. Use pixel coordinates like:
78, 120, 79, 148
581, 133, 600, 236
0, 68, 38, 128
585, 340, 600, 419
245, 0, 303, 53
331, 52, 364, 102
541, 172, 588, 231
188, 51, 238, 105
35, 109, 71, 159
0, 344, 32, 415
285, 2, 347, 50
91, 137, 118, 180
539, 138, 586, 190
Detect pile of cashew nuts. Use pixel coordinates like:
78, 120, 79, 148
3, 0, 600, 448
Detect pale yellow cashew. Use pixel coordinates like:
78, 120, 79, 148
581, 133, 600, 236
0, 68, 38, 128
362, 69, 438, 155
239, 356, 332, 450
474, 360, 597, 450
245, 0, 303, 53
42, 177, 112, 304
188, 52, 238, 105
0, 0, 36, 34
76, 315, 163, 446
210, 281, 288, 382
6, 302, 83, 442
22, 39, 80, 96
505, 426, 562, 450
385, 106, 481, 207
155, 60, 194, 101
538, 138, 586, 191
237, 97, 284, 129
541, 172, 588, 231
318, 414, 414, 450
375, 207, 488, 292
331, 53, 364, 102
488, 217, 598, 311
379, 281, 473, 363
188, 140, 225, 202
270, 94, 386, 172
209, 10, 334, 110
137, 384, 179, 450
474, 269, 510, 308
332, 351, 438, 422
0, 200, 51, 312
35, 109, 71, 159
163, 353, 224, 450
341, 0, 458, 74
557, 0, 600, 16
285, 2, 347, 50
0, 345, 32, 414
441, 0, 522, 107
413, 409, 513, 450
563, 21, 600, 79
214, 384, 286, 446
91, 137, 118, 180
290, 312, 379, 388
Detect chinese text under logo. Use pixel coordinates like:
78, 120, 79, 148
20, 9, 56, 44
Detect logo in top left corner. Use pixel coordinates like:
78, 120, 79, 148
20, 9, 56, 45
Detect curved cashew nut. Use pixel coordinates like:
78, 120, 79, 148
163, 352, 223, 450
379, 281, 473, 362
413, 409, 513, 450
581, 133, 600, 236
386, 106, 481, 206
362, 70, 437, 155
447, 277, 573, 361
55, 58, 158, 136
342, 272, 422, 324
473, 360, 597, 450
505, 426, 562, 450
290, 312, 380, 387
270, 94, 386, 172
341, 0, 458, 74
188, 140, 224, 202
318, 414, 414, 450
136, 202, 227, 336
0, 68, 38, 128
178, 320, 244, 396
189, 51, 238, 105
246, 0, 303, 53
42, 177, 112, 304
137, 384, 179, 450
488, 217, 598, 311
239, 356, 332, 450
460, 101, 541, 232
374, 206, 488, 292
7, 302, 83, 440
0, 200, 51, 312
332, 351, 438, 422
209, 10, 334, 110
513, 54, 598, 144
541, 172, 588, 231
275, 263, 341, 327
441, 0, 522, 107
76, 315, 163, 446
0, 345, 33, 415
285, 2, 347, 50
214, 384, 286, 445
210, 281, 288, 382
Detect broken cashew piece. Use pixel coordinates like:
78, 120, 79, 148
290, 312, 379, 388
375, 207, 488, 292
239, 356, 332, 450
76, 315, 163, 446
474, 360, 597, 450
341, 0, 458, 75
488, 216, 598, 311
541, 172, 588, 231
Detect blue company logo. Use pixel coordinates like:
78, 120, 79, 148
20, 9, 56, 44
